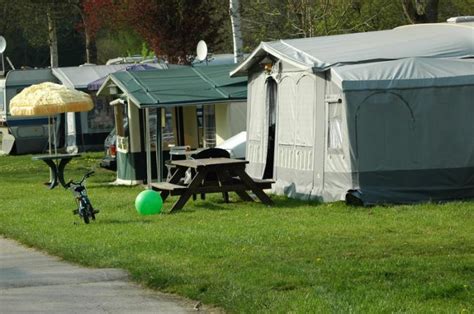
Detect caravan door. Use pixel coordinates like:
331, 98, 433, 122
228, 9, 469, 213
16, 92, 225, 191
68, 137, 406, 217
263, 77, 277, 179
275, 74, 316, 198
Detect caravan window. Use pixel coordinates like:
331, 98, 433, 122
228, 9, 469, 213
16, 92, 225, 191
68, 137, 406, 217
328, 102, 343, 152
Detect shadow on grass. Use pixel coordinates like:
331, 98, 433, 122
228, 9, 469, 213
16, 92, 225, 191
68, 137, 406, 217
270, 196, 323, 209
423, 283, 471, 300
192, 201, 236, 211
159, 193, 327, 215
98, 218, 154, 225
184, 195, 321, 212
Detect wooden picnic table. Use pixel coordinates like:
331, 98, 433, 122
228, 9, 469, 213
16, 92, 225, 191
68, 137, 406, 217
32, 153, 81, 189
151, 157, 274, 213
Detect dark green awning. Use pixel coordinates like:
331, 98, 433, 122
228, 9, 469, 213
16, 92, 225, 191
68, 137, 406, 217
97, 64, 246, 108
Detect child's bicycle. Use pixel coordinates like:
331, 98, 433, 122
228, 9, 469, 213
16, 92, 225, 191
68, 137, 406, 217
65, 171, 99, 224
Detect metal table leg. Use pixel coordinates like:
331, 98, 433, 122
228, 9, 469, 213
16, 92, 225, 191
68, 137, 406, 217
57, 157, 74, 188
41, 159, 59, 189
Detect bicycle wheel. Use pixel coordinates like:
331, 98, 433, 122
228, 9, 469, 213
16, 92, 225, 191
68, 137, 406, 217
87, 203, 96, 221
82, 209, 90, 224
82, 211, 90, 224
79, 202, 90, 224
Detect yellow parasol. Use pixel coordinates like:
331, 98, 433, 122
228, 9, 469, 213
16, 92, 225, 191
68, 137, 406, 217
10, 82, 93, 154
10, 82, 93, 116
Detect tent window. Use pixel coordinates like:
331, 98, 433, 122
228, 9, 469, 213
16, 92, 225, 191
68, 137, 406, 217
328, 102, 343, 153
277, 77, 296, 145
162, 108, 176, 149
86, 95, 115, 133
296, 76, 315, 146
143, 108, 176, 151
114, 103, 127, 137
248, 73, 265, 141
203, 104, 216, 147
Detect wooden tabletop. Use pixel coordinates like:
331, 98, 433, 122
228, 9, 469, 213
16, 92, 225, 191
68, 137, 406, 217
171, 157, 248, 169
169, 149, 201, 157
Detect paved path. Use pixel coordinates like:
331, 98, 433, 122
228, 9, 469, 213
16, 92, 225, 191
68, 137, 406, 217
0, 237, 214, 313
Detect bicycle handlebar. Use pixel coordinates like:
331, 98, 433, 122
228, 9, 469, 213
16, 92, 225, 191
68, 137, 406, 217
80, 171, 95, 184
65, 171, 95, 187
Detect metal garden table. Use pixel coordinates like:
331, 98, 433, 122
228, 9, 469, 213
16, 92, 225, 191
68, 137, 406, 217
32, 153, 81, 189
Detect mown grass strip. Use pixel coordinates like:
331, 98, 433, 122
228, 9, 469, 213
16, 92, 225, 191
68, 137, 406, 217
0, 153, 472, 313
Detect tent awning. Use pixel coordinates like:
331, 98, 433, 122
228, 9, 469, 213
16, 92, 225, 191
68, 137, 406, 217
97, 64, 247, 108
331, 57, 474, 91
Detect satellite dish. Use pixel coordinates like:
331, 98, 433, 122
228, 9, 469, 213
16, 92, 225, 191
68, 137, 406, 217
196, 40, 208, 61
0, 36, 6, 53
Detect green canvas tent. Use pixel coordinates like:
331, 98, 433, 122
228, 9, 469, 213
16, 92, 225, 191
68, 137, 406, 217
97, 64, 247, 185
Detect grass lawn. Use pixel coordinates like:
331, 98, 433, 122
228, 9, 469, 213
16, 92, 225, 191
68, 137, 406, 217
0, 153, 473, 313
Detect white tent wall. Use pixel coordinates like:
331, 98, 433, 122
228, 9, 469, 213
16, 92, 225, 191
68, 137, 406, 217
215, 102, 247, 145
320, 77, 353, 201
343, 85, 474, 204
310, 72, 328, 200
246, 70, 267, 178
65, 112, 77, 152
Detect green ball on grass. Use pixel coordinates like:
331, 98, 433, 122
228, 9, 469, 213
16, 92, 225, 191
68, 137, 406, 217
135, 190, 162, 215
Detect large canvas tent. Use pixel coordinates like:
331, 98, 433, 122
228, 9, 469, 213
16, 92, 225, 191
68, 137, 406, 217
231, 21, 474, 204
97, 64, 247, 185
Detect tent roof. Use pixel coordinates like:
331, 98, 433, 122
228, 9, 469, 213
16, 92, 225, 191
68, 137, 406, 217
86, 64, 159, 91
5, 68, 57, 87
97, 64, 247, 109
332, 57, 474, 91
231, 23, 474, 76
52, 63, 168, 90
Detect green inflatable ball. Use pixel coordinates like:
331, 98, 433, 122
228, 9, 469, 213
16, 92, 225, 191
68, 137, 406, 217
135, 189, 163, 215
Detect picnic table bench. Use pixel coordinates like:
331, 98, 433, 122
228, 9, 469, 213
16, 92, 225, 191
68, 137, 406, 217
150, 158, 274, 213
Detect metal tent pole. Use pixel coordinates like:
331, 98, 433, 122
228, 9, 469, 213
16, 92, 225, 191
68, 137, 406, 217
48, 115, 53, 183
145, 108, 152, 189
155, 108, 163, 182
48, 116, 52, 154
53, 115, 57, 155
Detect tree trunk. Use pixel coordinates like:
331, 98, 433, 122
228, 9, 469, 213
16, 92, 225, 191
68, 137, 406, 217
401, 0, 439, 24
84, 29, 97, 64
47, 6, 59, 67
229, 0, 244, 63
78, 7, 98, 65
